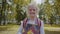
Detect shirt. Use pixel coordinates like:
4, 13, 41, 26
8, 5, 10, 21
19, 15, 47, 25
17, 19, 45, 34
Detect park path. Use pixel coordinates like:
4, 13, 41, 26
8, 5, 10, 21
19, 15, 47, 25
0, 26, 60, 34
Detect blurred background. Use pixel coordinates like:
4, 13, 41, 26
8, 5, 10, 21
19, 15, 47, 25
0, 0, 60, 34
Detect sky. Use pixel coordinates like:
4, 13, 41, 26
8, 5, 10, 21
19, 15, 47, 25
33, 0, 54, 5
34, 0, 45, 4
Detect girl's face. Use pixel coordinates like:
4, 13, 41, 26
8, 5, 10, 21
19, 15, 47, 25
28, 6, 37, 17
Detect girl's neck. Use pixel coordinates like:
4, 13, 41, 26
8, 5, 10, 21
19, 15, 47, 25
29, 16, 37, 21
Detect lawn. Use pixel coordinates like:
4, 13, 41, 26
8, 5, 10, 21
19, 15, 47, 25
44, 24, 60, 27
0, 24, 60, 34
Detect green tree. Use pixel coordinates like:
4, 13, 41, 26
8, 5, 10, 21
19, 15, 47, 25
39, 0, 57, 24
15, 0, 31, 24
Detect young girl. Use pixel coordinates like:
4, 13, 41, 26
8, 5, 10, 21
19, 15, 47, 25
17, 2, 45, 34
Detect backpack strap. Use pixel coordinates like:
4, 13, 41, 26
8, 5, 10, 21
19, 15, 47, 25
37, 18, 41, 27
36, 18, 41, 34
23, 18, 28, 28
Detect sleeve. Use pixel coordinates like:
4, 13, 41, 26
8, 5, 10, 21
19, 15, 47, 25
17, 21, 23, 34
40, 20, 45, 34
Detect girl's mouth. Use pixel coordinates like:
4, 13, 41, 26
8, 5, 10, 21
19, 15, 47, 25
30, 13, 35, 14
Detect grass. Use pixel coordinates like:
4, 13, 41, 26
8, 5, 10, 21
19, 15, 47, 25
44, 24, 60, 27
45, 24, 60, 34
0, 24, 60, 34
0, 23, 19, 31
45, 30, 60, 34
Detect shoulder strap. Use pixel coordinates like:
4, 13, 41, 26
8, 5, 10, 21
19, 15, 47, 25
36, 18, 41, 34
23, 18, 28, 28
37, 18, 41, 27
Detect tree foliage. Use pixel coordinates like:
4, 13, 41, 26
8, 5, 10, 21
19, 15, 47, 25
39, 0, 60, 24
15, 0, 31, 24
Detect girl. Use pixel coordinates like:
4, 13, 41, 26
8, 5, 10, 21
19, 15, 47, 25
17, 2, 45, 34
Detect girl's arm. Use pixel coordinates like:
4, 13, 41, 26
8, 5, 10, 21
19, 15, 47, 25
17, 22, 23, 34
40, 20, 45, 34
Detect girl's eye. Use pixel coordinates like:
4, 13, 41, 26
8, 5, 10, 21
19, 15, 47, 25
29, 9, 36, 11
29, 9, 32, 11
33, 9, 35, 11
